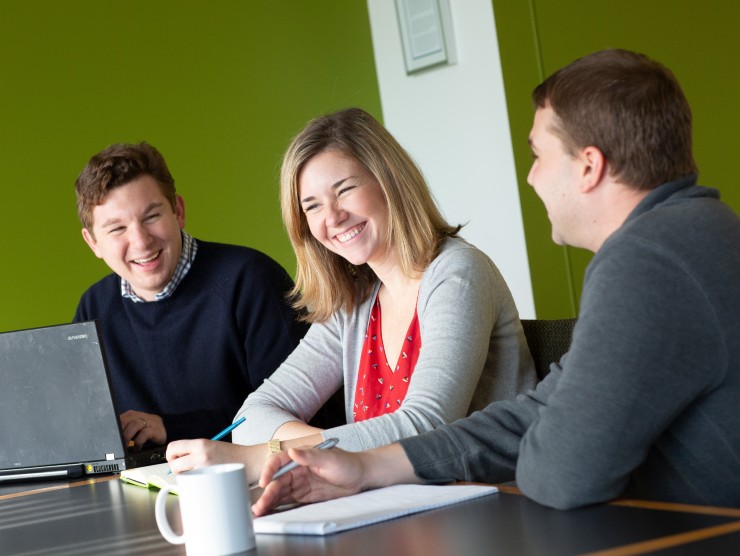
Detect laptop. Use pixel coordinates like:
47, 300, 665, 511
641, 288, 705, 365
0, 321, 165, 484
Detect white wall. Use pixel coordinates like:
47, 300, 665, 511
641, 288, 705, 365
366, 0, 535, 318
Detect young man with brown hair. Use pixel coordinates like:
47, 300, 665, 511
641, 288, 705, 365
75, 142, 309, 448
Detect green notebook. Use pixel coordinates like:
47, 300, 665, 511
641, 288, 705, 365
120, 462, 179, 494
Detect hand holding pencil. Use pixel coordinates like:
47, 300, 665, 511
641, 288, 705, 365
165, 417, 249, 475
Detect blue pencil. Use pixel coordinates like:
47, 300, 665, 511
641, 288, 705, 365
211, 416, 246, 441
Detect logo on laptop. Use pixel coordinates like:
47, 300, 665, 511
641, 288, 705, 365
67, 334, 89, 341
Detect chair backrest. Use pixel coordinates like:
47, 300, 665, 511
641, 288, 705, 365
521, 318, 577, 380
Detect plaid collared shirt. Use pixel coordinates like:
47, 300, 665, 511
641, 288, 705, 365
121, 230, 198, 303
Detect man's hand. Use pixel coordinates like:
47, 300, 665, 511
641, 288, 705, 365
252, 443, 417, 517
121, 410, 166, 449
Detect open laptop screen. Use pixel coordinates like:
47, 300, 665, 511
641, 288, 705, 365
0, 321, 126, 478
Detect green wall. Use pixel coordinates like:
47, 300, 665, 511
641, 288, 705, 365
493, 0, 740, 318
4, 1, 736, 330
0, 1, 381, 332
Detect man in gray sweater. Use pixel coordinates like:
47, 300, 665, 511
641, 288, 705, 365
252, 49, 740, 512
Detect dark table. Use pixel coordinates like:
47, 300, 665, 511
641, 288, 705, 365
2, 478, 739, 555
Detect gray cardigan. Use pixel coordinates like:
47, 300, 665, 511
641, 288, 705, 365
233, 237, 536, 451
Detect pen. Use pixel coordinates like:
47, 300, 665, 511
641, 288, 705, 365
167, 416, 247, 474
249, 437, 339, 490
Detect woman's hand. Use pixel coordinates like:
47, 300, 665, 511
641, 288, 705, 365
166, 440, 264, 482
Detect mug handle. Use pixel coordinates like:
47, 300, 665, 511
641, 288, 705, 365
154, 485, 186, 545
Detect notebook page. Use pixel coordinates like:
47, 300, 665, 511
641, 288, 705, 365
144, 463, 178, 493
253, 484, 498, 535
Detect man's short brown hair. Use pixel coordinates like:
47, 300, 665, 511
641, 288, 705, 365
532, 49, 697, 190
75, 142, 176, 230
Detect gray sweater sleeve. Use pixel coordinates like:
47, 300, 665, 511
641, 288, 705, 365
232, 315, 346, 445
233, 238, 534, 450
514, 235, 726, 508
400, 368, 555, 484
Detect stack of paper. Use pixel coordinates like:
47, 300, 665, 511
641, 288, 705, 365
253, 484, 498, 535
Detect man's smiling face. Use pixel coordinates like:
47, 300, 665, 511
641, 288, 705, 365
81, 174, 185, 301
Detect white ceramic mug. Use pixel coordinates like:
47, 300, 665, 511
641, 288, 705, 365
155, 463, 255, 556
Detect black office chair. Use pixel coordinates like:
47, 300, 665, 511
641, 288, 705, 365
520, 318, 577, 380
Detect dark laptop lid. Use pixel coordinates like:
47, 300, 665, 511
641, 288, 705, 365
0, 321, 129, 482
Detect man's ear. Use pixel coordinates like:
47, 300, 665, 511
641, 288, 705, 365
579, 146, 607, 193
175, 195, 186, 229
81, 228, 103, 259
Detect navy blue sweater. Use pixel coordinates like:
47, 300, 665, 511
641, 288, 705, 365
74, 240, 308, 441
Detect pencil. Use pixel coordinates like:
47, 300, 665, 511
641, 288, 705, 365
211, 416, 246, 441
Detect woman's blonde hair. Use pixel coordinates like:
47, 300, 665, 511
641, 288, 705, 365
281, 107, 460, 323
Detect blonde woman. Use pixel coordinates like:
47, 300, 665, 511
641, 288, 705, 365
166, 108, 535, 482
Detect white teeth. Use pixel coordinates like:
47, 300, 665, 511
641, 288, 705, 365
337, 224, 365, 243
132, 252, 160, 264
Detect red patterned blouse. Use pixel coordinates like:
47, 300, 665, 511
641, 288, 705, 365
353, 296, 422, 421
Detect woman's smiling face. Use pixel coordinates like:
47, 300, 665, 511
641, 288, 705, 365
298, 149, 389, 268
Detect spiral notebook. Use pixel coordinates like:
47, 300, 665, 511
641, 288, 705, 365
253, 484, 498, 535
